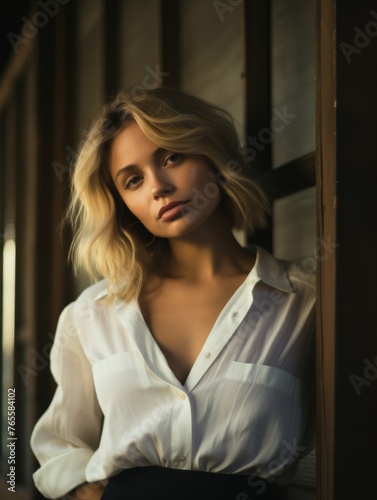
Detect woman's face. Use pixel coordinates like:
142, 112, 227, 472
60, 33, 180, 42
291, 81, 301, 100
109, 123, 222, 239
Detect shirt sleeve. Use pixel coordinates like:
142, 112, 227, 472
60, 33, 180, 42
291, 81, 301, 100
30, 303, 103, 499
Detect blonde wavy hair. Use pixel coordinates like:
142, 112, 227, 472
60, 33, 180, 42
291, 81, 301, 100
67, 86, 270, 301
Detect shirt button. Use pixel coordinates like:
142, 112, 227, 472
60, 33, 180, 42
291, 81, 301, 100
177, 455, 187, 462
162, 458, 168, 466
179, 393, 187, 400
203, 352, 211, 359
232, 311, 238, 318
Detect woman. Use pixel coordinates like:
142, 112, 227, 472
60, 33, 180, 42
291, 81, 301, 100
31, 87, 315, 499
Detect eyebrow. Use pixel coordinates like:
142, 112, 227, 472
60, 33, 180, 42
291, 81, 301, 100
115, 147, 168, 180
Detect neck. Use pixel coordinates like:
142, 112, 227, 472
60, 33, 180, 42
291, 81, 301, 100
163, 221, 254, 282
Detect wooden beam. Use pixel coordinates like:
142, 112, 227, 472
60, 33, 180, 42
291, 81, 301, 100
317, 1, 377, 498
0, 38, 35, 109
242, 0, 271, 173
158, 0, 181, 88
258, 151, 315, 201
316, 0, 336, 497
243, 0, 272, 251
104, 0, 121, 97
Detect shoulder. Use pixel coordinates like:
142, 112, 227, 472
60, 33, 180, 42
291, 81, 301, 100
61, 279, 110, 322
252, 245, 316, 295
55, 280, 115, 352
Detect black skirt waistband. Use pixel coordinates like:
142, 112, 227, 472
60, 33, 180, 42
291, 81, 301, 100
101, 466, 284, 500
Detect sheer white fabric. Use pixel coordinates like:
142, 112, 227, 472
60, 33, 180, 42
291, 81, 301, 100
31, 246, 316, 499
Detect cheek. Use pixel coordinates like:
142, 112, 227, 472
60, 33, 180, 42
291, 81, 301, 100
118, 192, 143, 220
202, 178, 221, 202
126, 201, 145, 221
195, 170, 221, 203
184, 165, 217, 191
122, 196, 157, 232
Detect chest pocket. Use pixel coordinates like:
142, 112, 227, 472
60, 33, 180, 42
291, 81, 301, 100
92, 351, 151, 414
204, 361, 303, 468
225, 361, 301, 432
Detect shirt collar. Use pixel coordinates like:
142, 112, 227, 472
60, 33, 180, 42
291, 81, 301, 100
95, 287, 109, 301
250, 245, 295, 293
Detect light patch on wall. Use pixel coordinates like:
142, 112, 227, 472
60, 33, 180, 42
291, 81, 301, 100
2, 223, 16, 387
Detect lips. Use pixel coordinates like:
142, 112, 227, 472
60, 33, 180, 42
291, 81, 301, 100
157, 201, 189, 221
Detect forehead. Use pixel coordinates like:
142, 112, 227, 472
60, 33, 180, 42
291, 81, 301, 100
109, 123, 158, 176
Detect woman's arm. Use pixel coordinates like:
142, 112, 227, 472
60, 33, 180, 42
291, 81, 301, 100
31, 304, 104, 498
68, 482, 105, 499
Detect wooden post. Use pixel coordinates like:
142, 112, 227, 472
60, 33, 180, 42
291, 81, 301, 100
316, 1, 377, 497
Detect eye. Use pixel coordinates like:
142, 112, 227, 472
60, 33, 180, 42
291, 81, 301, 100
124, 175, 142, 189
164, 153, 184, 166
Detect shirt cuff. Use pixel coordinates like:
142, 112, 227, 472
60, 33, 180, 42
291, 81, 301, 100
32, 448, 94, 499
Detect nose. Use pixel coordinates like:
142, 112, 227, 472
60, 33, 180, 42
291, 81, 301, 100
150, 170, 175, 200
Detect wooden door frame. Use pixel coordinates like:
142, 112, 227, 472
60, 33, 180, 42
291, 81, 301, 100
316, 1, 377, 498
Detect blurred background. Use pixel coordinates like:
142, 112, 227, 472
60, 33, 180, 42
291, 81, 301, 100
2, 0, 375, 499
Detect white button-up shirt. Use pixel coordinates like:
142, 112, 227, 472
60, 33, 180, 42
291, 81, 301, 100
31, 246, 316, 499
